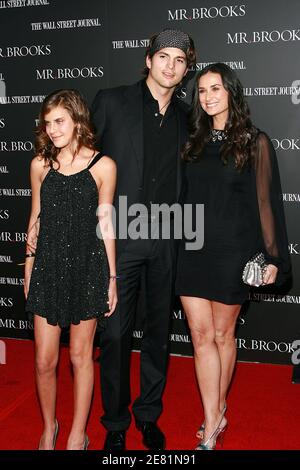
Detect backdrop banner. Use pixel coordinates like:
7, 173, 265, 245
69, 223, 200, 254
1, 0, 299, 365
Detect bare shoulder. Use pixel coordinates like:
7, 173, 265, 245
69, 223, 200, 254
30, 155, 47, 173
30, 156, 51, 184
91, 155, 116, 188
99, 155, 116, 169
94, 155, 116, 174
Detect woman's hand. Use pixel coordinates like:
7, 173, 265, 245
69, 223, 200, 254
104, 278, 118, 317
263, 264, 278, 285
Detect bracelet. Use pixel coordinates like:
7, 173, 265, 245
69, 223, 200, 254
25, 253, 35, 258
109, 275, 119, 280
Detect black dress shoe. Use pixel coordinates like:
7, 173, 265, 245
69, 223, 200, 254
103, 430, 126, 451
135, 420, 166, 450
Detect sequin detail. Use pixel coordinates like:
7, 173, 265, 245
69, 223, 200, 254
26, 167, 109, 329
210, 129, 228, 142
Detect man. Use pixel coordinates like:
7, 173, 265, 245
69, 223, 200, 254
91, 29, 196, 451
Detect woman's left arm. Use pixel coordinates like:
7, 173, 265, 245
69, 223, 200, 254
255, 132, 291, 285
95, 156, 117, 316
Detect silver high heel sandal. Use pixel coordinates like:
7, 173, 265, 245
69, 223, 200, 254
52, 419, 59, 449
196, 422, 226, 450
38, 418, 59, 450
82, 434, 89, 450
196, 402, 227, 440
195, 405, 227, 451
66, 432, 89, 450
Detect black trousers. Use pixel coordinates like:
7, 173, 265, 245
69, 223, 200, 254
99, 233, 176, 431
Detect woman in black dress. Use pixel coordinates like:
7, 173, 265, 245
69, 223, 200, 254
176, 63, 291, 450
24, 90, 117, 449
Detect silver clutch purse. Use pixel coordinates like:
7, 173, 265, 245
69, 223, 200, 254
242, 252, 267, 287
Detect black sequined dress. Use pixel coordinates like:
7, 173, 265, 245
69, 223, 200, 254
26, 154, 109, 329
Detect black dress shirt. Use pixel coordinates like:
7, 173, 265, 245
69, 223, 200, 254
142, 81, 178, 212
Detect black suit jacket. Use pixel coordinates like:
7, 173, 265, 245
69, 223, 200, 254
91, 80, 189, 249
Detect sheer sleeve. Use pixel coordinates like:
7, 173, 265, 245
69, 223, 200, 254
255, 132, 292, 285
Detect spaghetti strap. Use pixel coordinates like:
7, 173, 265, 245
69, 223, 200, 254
87, 152, 103, 170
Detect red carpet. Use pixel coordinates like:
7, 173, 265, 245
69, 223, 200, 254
0, 338, 299, 450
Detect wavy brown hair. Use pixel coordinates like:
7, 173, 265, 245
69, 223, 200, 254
183, 63, 258, 169
35, 89, 96, 168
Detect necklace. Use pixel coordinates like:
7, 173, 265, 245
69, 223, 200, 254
210, 129, 228, 142
154, 100, 171, 127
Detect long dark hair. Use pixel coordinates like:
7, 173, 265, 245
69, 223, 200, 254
183, 63, 258, 169
35, 89, 96, 167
